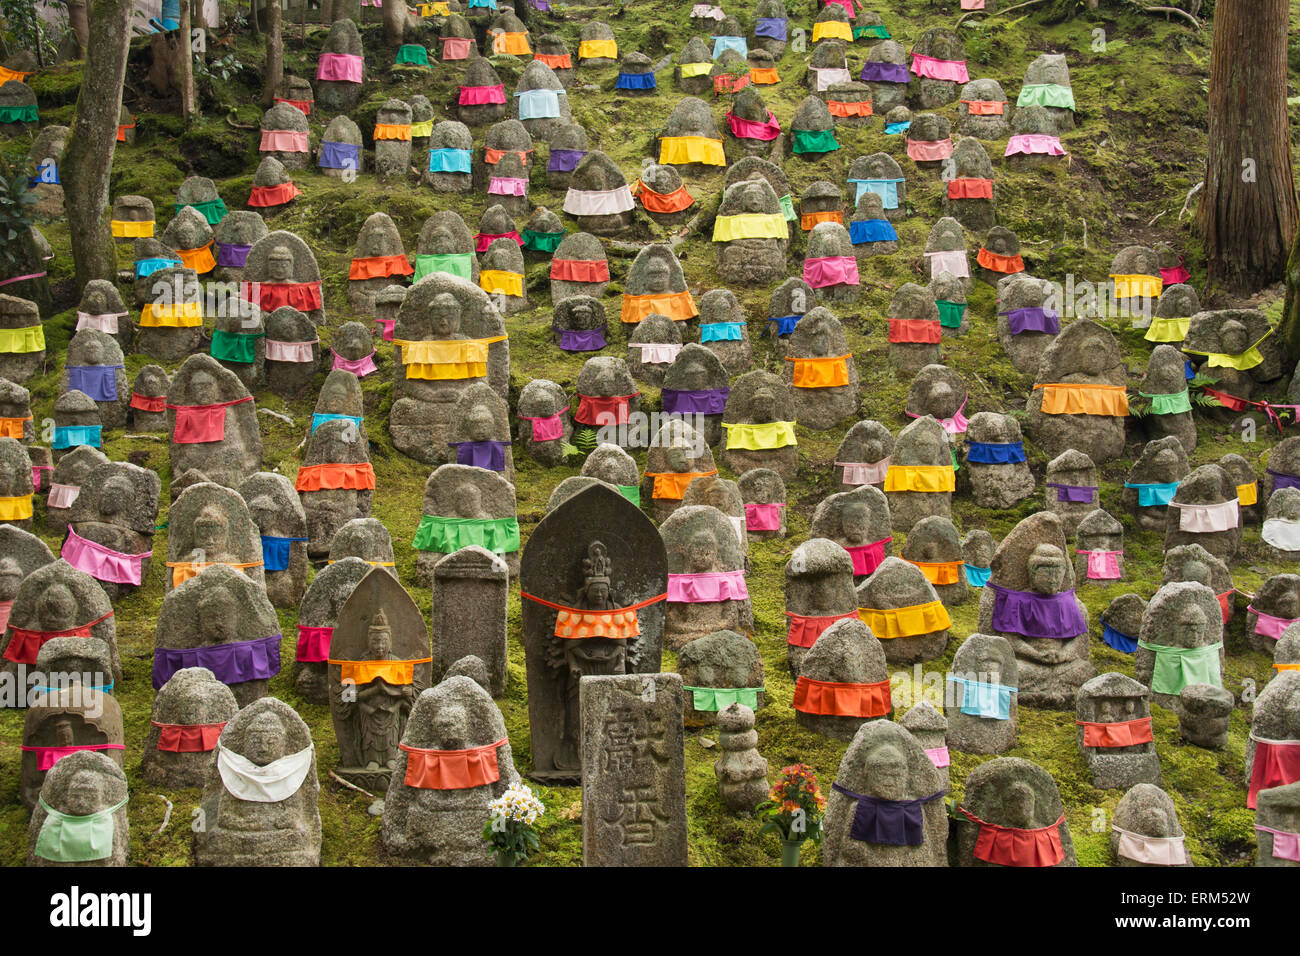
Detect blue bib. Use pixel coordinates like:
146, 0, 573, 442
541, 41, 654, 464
1124, 481, 1180, 507
965, 441, 1027, 465
850, 178, 903, 210
53, 425, 102, 449
767, 315, 801, 336
1101, 622, 1138, 654
428, 148, 473, 174
312, 412, 363, 435
261, 535, 308, 572
849, 218, 898, 244
701, 321, 745, 343
947, 676, 1015, 720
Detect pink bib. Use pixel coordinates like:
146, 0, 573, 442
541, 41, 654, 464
332, 350, 378, 377
521, 413, 564, 442
1078, 549, 1121, 580
837, 459, 890, 485
667, 570, 749, 603
744, 502, 783, 531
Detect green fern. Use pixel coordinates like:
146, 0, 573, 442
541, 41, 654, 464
0, 167, 38, 268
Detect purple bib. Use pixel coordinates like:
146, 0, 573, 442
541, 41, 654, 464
662, 387, 730, 415
859, 62, 911, 84
450, 440, 508, 471
989, 584, 1087, 640
1268, 469, 1300, 491
1045, 482, 1096, 503
833, 782, 944, 846
556, 327, 608, 352
1001, 307, 1060, 335
215, 242, 253, 268
152, 634, 282, 688
548, 149, 586, 172
67, 365, 122, 402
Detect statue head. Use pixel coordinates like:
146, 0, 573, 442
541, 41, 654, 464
1221, 319, 1247, 356
198, 586, 239, 642
193, 504, 231, 553
0, 557, 22, 601
841, 500, 872, 545
465, 404, 495, 442
430, 292, 462, 339
1003, 780, 1036, 828
267, 245, 294, 283
98, 474, 134, 518
1182, 558, 1211, 587
243, 710, 287, 767
83, 287, 107, 314
865, 742, 909, 801
36, 584, 77, 632
190, 370, 219, 406
367, 609, 393, 660
245, 494, 277, 532
1174, 601, 1208, 644
645, 257, 671, 294
685, 528, 718, 573
81, 337, 105, 366
750, 386, 777, 422
976, 647, 1004, 686
64, 767, 107, 817
1026, 543, 1066, 595
578, 541, 612, 608
431, 701, 469, 750
452, 482, 485, 519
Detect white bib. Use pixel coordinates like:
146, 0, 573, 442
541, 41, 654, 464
217, 742, 314, 803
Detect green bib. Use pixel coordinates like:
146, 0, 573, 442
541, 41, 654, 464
210, 328, 263, 364
1139, 390, 1192, 416
1016, 84, 1076, 111
521, 230, 565, 253
414, 253, 473, 283
1137, 641, 1222, 696
936, 300, 966, 329
34, 796, 127, 863
0, 104, 38, 123
792, 128, 840, 155
413, 515, 520, 553
177, 198, 228, 225
684, 686, 763, 711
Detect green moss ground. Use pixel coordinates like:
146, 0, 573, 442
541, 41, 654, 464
1, 0, 1298, 866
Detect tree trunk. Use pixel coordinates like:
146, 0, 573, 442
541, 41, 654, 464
1278, 224, 1300, 365
1196, 0, 1298, 294
67, 1, 90, 59
382, 0, 404, 45
62, 0, 135, 290
262, 0, 283, 106
178, 0, 197, 119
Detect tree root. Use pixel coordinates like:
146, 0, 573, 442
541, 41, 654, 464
1135, 4, 1202, 29
329, 771, 376, 798
955, 0, 1048, 29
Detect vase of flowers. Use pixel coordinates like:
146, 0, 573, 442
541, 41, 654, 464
757, 764, 826, 867
482, 783, 544, 867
